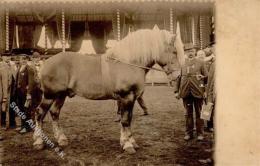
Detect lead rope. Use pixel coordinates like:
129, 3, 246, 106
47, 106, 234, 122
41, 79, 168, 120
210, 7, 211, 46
106, 56, 176, 73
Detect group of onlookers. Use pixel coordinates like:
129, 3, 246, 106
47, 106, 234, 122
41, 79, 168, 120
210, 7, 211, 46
0, 54, 45, 140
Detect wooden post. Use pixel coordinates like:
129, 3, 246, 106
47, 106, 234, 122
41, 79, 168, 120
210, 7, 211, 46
199, 15, 204, 49
117, 9, 120, 41
192, 16, 195, 46
62, 9, 65, 52
15, 25, 19, 48
170, 8, 174, 34
168, 8, 174, 87
45, 24, 48, 52
211, 16, 215, 42
5, 9, 9, 51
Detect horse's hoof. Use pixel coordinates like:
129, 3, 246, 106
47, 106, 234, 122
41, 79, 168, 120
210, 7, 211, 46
129, 137, 139, 149
132, 142, 140, 149
124, 147, 136, 154
33, 143, 44, 150
58, 139, 69, 147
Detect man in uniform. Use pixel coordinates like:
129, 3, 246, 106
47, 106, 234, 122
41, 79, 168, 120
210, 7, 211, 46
174, 44, 208, 141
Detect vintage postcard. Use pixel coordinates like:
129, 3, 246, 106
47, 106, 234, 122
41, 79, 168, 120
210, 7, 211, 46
0, 0, 259, 165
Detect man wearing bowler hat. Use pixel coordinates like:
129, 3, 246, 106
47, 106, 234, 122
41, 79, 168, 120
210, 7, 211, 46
174, 43, 208, 141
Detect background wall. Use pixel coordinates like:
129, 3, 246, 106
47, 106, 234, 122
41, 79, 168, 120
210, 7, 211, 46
216, 0, 260, 165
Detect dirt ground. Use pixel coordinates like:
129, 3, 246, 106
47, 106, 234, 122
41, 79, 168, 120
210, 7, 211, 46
2, 86, 214, 166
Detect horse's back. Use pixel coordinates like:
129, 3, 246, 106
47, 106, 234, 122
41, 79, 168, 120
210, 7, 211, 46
40, 52, 107, 98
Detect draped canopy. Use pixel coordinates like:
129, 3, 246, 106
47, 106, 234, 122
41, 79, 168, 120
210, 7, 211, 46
1, 2, 214, 54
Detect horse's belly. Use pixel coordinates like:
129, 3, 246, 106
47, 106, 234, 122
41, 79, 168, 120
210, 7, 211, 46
75, 81, 112, 100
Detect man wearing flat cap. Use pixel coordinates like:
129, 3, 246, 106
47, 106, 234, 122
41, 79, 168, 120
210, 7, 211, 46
174, 43, 208, 141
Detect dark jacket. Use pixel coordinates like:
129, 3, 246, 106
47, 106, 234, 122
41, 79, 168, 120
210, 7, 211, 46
206, 59, 215, 103
175, 58, 208, 98
0, 62, 11, 102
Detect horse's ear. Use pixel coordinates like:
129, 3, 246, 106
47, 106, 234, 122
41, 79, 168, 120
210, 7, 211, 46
153, 25, 160, 31
174, 32, 185, 66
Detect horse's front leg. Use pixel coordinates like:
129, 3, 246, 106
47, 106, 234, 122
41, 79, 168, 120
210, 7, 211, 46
119, 93, 139, 154
49, 95, 68, 147
33, 98, 53, 150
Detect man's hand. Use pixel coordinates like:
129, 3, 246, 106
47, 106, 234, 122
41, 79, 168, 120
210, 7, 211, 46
196, 74, 205, 80
24, 94, 32, 108
207, 102, 214, 107
2, 98, 7, 102
204, 102, 214, 113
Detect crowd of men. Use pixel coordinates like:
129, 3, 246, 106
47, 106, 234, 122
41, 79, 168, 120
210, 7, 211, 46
0, 53, 46, 140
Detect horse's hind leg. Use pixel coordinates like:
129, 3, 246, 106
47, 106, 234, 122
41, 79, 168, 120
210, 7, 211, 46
119, 92, 139, 154
49, 94, 67, 147
33, 98, 54, 150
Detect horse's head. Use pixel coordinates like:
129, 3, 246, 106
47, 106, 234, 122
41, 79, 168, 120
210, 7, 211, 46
155, 29, 185, 76
105, 27, 185, 77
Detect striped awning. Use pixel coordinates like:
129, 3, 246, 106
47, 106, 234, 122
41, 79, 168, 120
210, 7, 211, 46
2, 0, 214, 3
1, 0, 215, 14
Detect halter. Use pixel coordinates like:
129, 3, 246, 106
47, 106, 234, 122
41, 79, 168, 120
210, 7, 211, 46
106, 56, 171, 73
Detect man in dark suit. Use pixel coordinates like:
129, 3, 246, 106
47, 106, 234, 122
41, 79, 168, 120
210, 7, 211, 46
175, 44, 208, 141
18, 57, 42, 134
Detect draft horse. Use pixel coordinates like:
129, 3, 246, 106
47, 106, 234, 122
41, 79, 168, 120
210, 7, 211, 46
34, 27, 185, 154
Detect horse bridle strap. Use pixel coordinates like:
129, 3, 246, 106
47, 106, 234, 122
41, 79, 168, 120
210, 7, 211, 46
106, 56, 174, 73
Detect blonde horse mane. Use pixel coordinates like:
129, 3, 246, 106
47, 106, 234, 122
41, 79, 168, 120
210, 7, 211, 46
106, 28, 174, 64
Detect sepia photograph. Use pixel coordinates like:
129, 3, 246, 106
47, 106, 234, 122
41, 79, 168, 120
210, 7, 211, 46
0, 0, 259, 165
